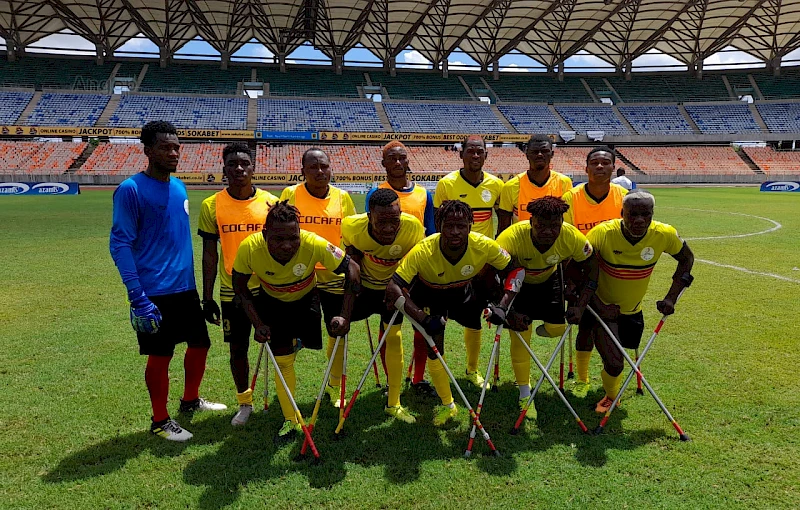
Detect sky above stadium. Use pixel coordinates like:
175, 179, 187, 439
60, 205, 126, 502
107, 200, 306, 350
5, 30, 800, 72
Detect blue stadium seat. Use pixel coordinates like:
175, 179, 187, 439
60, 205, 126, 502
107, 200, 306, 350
108, 95, 248, 129
755, 102, 800, 133
495, 104, 565, 134
382, 102, 508, 133
24, 93, 109, 127
684, 103, 761, 134
257, 99, 383, 132
617, 105, 694, 135
555, 105, 630, 135
0, 91, 34, 124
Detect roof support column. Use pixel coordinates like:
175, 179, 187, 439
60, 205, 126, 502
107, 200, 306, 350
442, 59, 448, 78
694, 58, 703, 79
95, 44, 105, 65
220, 51, 230, 70
768, 56, 781, 76
159, 45, 169, 68
334, 54, 343, 75
278, 53, 286, 72
492, 60, 499, 80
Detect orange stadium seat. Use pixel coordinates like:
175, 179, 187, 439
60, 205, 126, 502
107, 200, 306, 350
617, 146, 753, 175
80, 142, 226, 175
0, 141, 86, 174
742, 146, 800, 177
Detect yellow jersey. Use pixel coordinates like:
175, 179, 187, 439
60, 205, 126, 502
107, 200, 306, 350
499, 171, 573, 223
496, 221, 593, 285
197, 188, 278, 301
395, 232, 511, 289
341, 212, 425, 290
562, 183, 628, 235
587, 219, 684, 315
279, 183, 357, 293
233, 230, 347, 302
434, 170, 503, 238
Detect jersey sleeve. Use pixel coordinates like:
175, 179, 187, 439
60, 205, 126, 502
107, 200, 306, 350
109, 182, 141, 291
315, 234, 348, 272
495, 226, 515, 255
232, 237, 254, 275
340, 217, 356, 248
394, 246, 422, 286
342, 191, 357, 217
661, 224, 685, 256
433, 179, 447, 208
498, 178, 517, 213
562, 190, 575, 226
364, 187, 375, 213
586, 223, 606, 254
423, 190, 436, 235
485, 237, 512, 270
561, 174, 574, 195
197, 195, 219, 239
569, 228, 593, 262
278, 186, 292, 203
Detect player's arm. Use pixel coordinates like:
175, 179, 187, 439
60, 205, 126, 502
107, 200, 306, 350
232, 269, 268, 343
659, 242, 695, 316
345, 244, 364, 267
197, 199, 221, 325
423, 190, 436, 235
109, 184, 162, 334
319, 239, 360, 336
565, 253, 599, 324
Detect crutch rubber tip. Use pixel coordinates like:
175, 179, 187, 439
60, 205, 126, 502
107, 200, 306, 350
463, 451, 472, 459
292, 454, 306, 462
679, 434, 691, 442
493, 450, 501, 457
491, 386, 499, 393
509, 427, 520, 436
310, 457, 322, 465
376, 383, 382, 388
636, 389, 644, 395
593, 426, 605, 436
332, 432, 345, 441
567, 372, 575, 379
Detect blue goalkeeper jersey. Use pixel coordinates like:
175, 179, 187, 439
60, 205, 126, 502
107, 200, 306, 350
110, 172, 196, 297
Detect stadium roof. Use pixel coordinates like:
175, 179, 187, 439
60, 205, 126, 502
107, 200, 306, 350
2, 0, 800, 70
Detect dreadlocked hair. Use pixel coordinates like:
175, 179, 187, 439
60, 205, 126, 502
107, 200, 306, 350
435, 200, 473, 231
265, 200, 300, 228
525, 196, 569, 219
368, 187, 399, 210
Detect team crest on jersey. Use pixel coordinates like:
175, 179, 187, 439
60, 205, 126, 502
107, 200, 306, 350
481, 189, 492, 203
292, 263, 307, 276
389, 244, 402, 257
583, 242, 593, 257
326, 243, 344, 258
498, 247, 509, 258
640, 247, 655, 261
461, 264, 475, 276
546, 254, 560, 266
183, 199, 189, 215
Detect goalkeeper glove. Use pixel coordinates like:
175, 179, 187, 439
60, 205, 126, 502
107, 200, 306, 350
128, 287, 162, 334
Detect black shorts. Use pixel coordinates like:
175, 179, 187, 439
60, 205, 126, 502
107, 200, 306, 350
410, 282, 485, 330
511, 273, 565, 325
580, 310, 645, 350
351, 287, 404, 326
256, 290, 322, 356
222, 298, 252, 346
137, 290, 211, 356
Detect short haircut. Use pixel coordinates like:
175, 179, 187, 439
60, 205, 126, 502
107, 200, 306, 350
301, 147, 327, 167
265, 200, 300, 228
382, 141, 408, 158
461, 134, 485, 149
222, 142, 253, 163
435, 199, 473, 231
140, 120, 177, 147
622, 190, 655, 208
525, 196, 569, 219
527, 134, 553, 147
586, 145, 616, 164
368, 188, 399, 210
616, 167, 626, 176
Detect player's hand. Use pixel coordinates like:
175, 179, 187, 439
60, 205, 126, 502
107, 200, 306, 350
201, 299, 221, 325
128, 287, 162, 334
254, 324, 270, 343
484, 304, 507, 326
421, 315, 446, 337
329, 316, 351, 337
505, 310, 532, 332
565, 305, 586, 324
656, 298, 676, 316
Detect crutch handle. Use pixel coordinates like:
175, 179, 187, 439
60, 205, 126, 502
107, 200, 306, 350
392, 295, 406, 311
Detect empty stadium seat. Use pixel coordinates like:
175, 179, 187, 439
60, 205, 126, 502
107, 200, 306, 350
755, 102, 800, 133
495, 104, 566, 134
0, 141, 86, 173
488, 75, 592, 103
108, 95, 248, 129
383, 102, 508, 133
742, 146, 800, 176
370, 71, 474, 101
684, 103, 761, 134
80, 142, 226, 174
24, 93, 110, 126
139, 63, 250, 95
752, 69, 800, 100
617, 146, 753, 175
0, 56, 113, 90
555, 105, 630, 135
618, 105, 694, 135
257, 99, 383, 132
0, 90, 34, 124
607, 74, 730, 103
259, 67, 366, 98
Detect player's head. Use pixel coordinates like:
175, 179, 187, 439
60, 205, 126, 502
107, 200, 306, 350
381, 141, 409, 179
263, 200, 301, 263
367, 188, 402, 245
436, 200, 472, 251
526, 196, 569, 245
460, 135, 487, 172
526, 134, 553, 172
301, 147, 331, 189
222, 142, 254, 188
585, 146, 615, 185
621, 190, 655, 238
616, 167, 625, 177
141, 120, 179, 173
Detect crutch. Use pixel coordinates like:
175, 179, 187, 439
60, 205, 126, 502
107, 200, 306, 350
587, 303, 690, 441
262, 342, 269, 411
491, 328, 500, 393
331, 334, 350, 436
634, 348, 643, 395
299, 335, 342, 456
334, 309, 401, 437
263, 341, 320, 460
567, 328, 575, 379
405, 354, 415, 386
510, 325, 589, 434
364, 319, 383, 388
393, 297, 501, 457
249, 341, 266, 394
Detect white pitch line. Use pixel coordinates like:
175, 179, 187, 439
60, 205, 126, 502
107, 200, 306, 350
695, 259, 800, 284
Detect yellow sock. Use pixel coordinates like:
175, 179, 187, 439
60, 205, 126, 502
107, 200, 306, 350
600, 369, 623, 400
428, 357, 454, 406
576, 350, 592, 383
384, 323, 403, 408
464, 327, 482, 373
510, 325, 532, 387
274, 352, 297, 423
236, 388, 253, 406
326, 335, 344, 388
543, 322, 567, 337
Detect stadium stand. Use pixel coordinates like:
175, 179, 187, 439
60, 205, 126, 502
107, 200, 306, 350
115, 61, 145, 81
555, 105, 630, 135
489, 74, 592, 103
0, 141, 86, 173
684, 103, 761, 134
382, 102, 509, 133
257, 99, 383, 132
79, 142, 224, 174
742, 146, 800, 176
139, 63, 250, 95
0, 90, 34, 124
752, 69, 800, 100
551, 146, 634, 177
726, 72, 756, 98
258, 67, 365, 98
618, 146, 753, 175
606, 74, 730, 103
0, 56, 112, 90
23, 93, 110, 126
754, 102, 800, 133
107, 95, 248, 129
370, 71, 473, 101
495, 104, 566, 134
460, 74, 492, 99
617, 104, 694, 135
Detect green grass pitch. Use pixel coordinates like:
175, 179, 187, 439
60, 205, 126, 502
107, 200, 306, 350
1, 186, 798, 508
